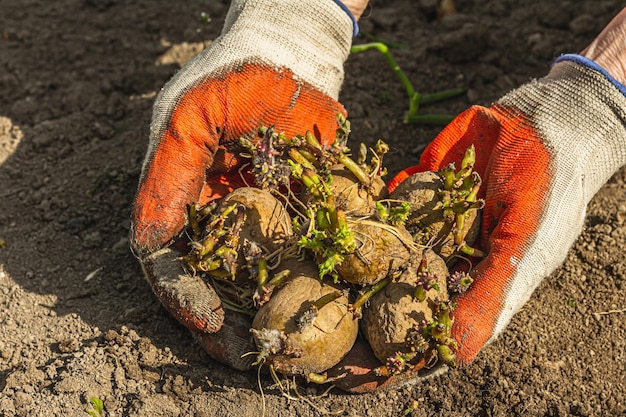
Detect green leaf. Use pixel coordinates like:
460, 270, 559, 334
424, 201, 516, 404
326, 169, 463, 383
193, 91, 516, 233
298, 231, 326, 251
90, 397, 104, 415
376, 201, 389, 223
333, 224, 356, 252
318, 253, 343, 281
389, 202, 411, 225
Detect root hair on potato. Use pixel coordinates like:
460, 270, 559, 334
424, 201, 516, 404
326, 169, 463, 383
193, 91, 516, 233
348, 230, 377, 266
349, 218, 424, 254
272, 185, 309, 221
252, 360, 343, 417
256, 361, 267, 417
264, 196, 293, 239
445, 252, 475, 271
290, 380, 344, 416
268, 370, 345, 416
264, 244, 299, 271
238, 162, 253, 187
209, 277, 255, 315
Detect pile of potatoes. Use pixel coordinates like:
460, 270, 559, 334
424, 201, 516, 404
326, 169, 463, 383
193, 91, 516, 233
181, 123, 483, 381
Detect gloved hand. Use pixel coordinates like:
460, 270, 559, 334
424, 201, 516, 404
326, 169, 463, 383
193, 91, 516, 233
130, 0, 358, 370
330, 9, 626, 392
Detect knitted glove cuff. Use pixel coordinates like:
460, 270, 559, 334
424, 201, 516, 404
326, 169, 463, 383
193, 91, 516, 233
332, 0, 359, 36
554, 54, 626, 96
219, 0, 354, 98
497, 58, 626, 197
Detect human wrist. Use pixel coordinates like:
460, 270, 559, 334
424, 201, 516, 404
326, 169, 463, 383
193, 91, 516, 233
339, 0, 369, 21
579, 8, 626, 85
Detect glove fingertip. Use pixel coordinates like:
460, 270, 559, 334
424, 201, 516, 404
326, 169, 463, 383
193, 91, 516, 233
451, 289, 501, 366
141, 247, 225, 333
194, 311, 256, 371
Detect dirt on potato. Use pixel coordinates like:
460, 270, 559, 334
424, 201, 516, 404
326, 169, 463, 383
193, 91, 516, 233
362, 249, 449, 364
390, 170, 481, 260
327, 168, 388, 216
336, 220, 415, 285
0, 0, 624, 416
252, 259, 358, 376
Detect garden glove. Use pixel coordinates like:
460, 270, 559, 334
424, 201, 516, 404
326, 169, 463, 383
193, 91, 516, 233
131, 0, 357, 370
331, 13, 626, 391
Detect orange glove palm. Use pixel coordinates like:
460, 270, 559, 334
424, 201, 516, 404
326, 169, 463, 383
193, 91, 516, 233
332, 57, 626, 392
130, 0, 355, 370
392, 105, 553, 364
132, 65, 345, 254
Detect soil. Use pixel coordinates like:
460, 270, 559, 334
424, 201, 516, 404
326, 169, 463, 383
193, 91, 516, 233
0, 0, 624, 416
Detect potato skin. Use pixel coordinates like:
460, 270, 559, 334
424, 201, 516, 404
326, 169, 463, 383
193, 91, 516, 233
361, 249, 449, 363
390, 171, 480, 260
251, 259, 358, 375
300, 167, 387, 216
336, 220, 414, 285
329, 168, 387, 216
218, 187, 293, 248
217, 187, 293, 277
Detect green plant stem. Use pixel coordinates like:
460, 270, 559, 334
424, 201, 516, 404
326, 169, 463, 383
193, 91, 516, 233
460, 144, 476, 171
437, 344, 456, 367
453, 213, 466, 246
295, 147, 321, 168
336, 153, 371, 187
307, 372, 328, 384
187, 204, 201, 237
458, 243, 485, 258
315, 209, 332, 230
419, 88, 466, 105
414, 286, 427, 302
288, 148, 316, 170
256, 257, 269, 290
326, 195, 340, 231
305, 130, 323, 150
351, 276, 391, 313
466, 176, 482, 202
350, 42, 416, 113
350, 42, 465, 125
312, 291, 343, 310
266, 269, 290, 289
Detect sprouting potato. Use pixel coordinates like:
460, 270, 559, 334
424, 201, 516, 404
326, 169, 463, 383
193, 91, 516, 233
327, 167, 387, 216
251, 259, 358, 376
335, 219, 414, 285
217, 187, 293, 253
301, 166, 410, 286
362, 249, 449, 364
183, 187, 293, 280
213, 187, 293, 279
390, 170, 480, 260
179, 121, 481, 381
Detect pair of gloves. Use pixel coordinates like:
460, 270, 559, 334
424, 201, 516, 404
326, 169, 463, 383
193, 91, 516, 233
130, 0, 626, 392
